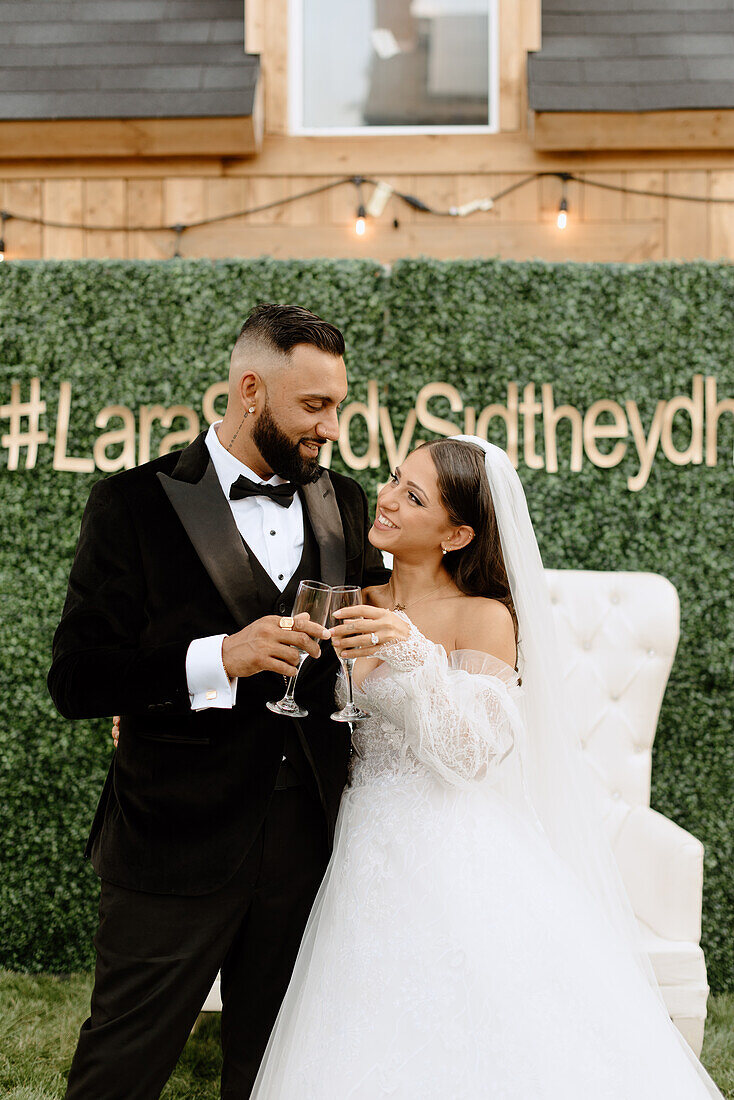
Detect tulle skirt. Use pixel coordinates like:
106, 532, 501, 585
251, 769, 718, 1098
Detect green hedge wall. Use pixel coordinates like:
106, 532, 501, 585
0, 258, 732, 994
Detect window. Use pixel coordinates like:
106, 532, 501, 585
289, 0, 499, 134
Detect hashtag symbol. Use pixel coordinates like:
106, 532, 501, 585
0, 378, 48, 470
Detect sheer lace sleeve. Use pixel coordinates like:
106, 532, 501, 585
376, 612, 524, 789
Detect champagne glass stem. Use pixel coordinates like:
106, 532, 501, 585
342, 658, 356, 708
281, 659, 304, 709
267, 579, 331, 718
329, 585, 370, 723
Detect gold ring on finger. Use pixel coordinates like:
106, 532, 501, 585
279, 616, 295, 630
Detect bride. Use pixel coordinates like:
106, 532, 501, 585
250, 435, 723, 1099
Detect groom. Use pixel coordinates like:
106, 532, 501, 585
48, 303, 388, 1098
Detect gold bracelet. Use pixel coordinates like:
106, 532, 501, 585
221, 637, 233, 682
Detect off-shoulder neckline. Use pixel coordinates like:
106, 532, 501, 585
394, 608, 518, 675
350, 644, 520, 693
450, 647, 519, 677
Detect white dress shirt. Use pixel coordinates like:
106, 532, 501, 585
185, 421, 305, 711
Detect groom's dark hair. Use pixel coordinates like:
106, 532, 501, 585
237, 303, 345, 358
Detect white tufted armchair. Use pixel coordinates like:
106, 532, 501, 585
546, 569, 709, 1055
201, 569, 710, 1054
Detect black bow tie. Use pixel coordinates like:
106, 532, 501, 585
229, 475, 298, 508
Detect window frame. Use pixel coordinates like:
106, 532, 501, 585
287, 0, 500, 136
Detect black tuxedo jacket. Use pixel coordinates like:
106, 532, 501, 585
48, 431, 388, 895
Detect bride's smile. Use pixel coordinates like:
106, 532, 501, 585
369, 446, 474, 567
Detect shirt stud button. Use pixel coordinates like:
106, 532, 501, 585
270, 530, 276, 536
278, 573, 284, 581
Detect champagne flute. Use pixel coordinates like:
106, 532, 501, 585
330, 585, 370, 723
266, 580, 332, 718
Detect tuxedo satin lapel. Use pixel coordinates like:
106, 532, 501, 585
166, 429, 210, 484
157, 457, 258, 630
301, 472, 346, 589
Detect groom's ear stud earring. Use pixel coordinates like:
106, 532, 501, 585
249, 406, 256, 414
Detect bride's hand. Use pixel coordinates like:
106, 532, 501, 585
111, 715, 120, 748
329, 605, 411, 660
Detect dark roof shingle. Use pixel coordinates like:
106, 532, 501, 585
528, 1, 734, 112
0, 0, 259, 120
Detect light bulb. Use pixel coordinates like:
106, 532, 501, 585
355, 216, 366, 236
557, 197, 568, 230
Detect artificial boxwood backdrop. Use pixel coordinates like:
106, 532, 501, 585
0, 258, 732, 993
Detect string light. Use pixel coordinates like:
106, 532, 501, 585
557, 173, 570, 230
0, 173, 732, 259
352, 176, 367, 236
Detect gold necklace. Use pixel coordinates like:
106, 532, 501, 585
388, 579, 454, 613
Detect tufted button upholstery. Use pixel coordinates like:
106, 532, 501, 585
546, 568, 707, 1055
546, 568, 679, 810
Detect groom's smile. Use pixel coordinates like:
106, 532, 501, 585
300, 440, 323, 458
220, 338, 347, 484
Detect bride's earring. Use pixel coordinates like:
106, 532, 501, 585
441, 545, 448, 555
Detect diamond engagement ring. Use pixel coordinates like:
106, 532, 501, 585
370, 632, 379, 646
279, 616, 295, 630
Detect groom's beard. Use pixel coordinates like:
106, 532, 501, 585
252, 401, 324, 485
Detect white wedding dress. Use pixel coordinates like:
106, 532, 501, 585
250, 615, 722, 1099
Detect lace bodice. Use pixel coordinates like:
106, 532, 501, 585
337, 613, 524, 791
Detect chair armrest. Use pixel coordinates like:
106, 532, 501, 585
611, 805, 703, 943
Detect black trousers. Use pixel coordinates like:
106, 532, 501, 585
65, 782, 329, 1100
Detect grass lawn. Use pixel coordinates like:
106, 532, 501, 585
1, 968, 732, 1098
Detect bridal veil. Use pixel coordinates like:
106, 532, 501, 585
452, 434, 721, 1097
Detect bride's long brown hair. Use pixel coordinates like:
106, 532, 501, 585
420, 438, 519, 661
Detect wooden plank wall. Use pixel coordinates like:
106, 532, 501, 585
0, 0, 733, 263
1, 167, 733, 262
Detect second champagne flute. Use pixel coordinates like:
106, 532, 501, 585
330, 585, 370, 723
266, 580, 332, 718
